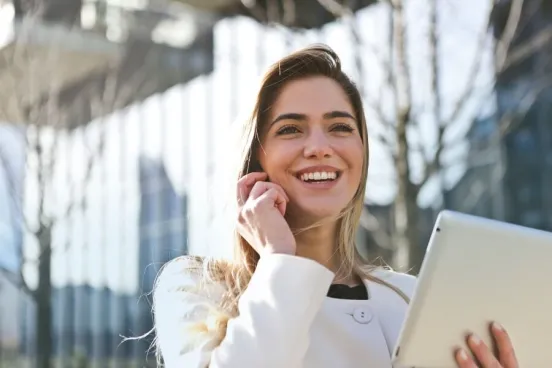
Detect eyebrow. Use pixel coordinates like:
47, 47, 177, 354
270, 110, 356, 126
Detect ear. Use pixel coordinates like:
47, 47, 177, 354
248, 160, 263, 173
252, 161, 270, 182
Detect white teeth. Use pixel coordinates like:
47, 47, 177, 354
300, 171, 338, 182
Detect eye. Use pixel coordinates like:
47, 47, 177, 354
331, 123, 355, 133
276, 125, 300, 135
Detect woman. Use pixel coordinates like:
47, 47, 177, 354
153, 45, 518, 368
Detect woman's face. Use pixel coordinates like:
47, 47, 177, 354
258, 76, 364, 220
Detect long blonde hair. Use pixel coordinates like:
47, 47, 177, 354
154, 44, 409, 356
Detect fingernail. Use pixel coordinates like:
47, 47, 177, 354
469, 334, 481, 345
492, 322, 504, 332
457, 349, 469, 361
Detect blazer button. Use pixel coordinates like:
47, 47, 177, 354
352, 307, 373, 324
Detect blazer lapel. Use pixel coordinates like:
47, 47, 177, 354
364, 274, 410, 359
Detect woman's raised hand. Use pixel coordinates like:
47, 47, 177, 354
236, 172, 296, 256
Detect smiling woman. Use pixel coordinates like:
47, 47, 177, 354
151, 44, 516, 368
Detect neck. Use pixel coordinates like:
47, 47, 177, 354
294, 222, 337, 270
291, 219, 358, 285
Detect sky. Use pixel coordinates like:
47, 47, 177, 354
0, 0, 495, 294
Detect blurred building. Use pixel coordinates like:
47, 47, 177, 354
0, 0, 215, 127
132, 156, 188, 358
0, 0, 204, 365
0, 124, 25, 361
445, 114, 502, 219
357, 204, 437, 267
18, 156, 187, 364
174, 0, 376, 29
448, 0, 552, 229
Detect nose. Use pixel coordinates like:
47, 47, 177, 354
303, 129, 333, 159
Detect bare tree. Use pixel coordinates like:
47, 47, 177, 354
0, 12, 157, 368
314, 0, 552, 272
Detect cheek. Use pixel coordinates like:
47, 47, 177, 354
339, 138, 365, 170
258, 143, 294, 177
342, 142, 365, 190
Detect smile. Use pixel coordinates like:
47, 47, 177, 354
298, 171, 339, 182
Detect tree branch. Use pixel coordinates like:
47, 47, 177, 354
498, 76, 552, 136
56, 52, 155, 223
317, 0, 398, 158
317, 0, 397, 99
0, 264, 33, 297
390, 0, 412, 114
443, 0, 547, 134
424, 0, 445, 193
501, 25, 552, 71
390, 0, 414, 191
495, 0, 525, 71
316, 0, 351, 17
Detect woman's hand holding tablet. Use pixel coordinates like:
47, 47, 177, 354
455, 322, 518, 368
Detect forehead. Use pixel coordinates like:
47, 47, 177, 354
269, 76, 354, 118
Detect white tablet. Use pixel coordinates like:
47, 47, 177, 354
392, 210, 552, 368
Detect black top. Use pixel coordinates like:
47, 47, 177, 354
327, 284, 368, 300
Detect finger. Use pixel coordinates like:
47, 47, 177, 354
256, 188, 287, 216
467, 334, 500, 368
491, 323, 518, 368
237, 172, 268, 205
249, 181, 289, 202
454, 348, 478, 368
274, 193, 287, 216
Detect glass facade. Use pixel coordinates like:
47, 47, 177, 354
14, 155, 187, 365
0, 124, 25, 361
498, 0, 552, 230
133, 156, 188, 359
503, 98, 552, 230
450, 0, 552, 230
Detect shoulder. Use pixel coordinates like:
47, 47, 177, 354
368, 267, 417, 299
155, 255, 204, 287
153, 256, 232, 357
155, 255, 206, 291
154, 255, 227, 304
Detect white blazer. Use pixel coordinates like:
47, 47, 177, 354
154, 254, 416, 368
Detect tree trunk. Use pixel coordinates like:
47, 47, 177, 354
406, 191, 424, 274
35, 224, 52, 368
390, 0, 423, 272
393, 108, 423, 273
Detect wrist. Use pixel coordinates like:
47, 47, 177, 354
262, 244, 296, 257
